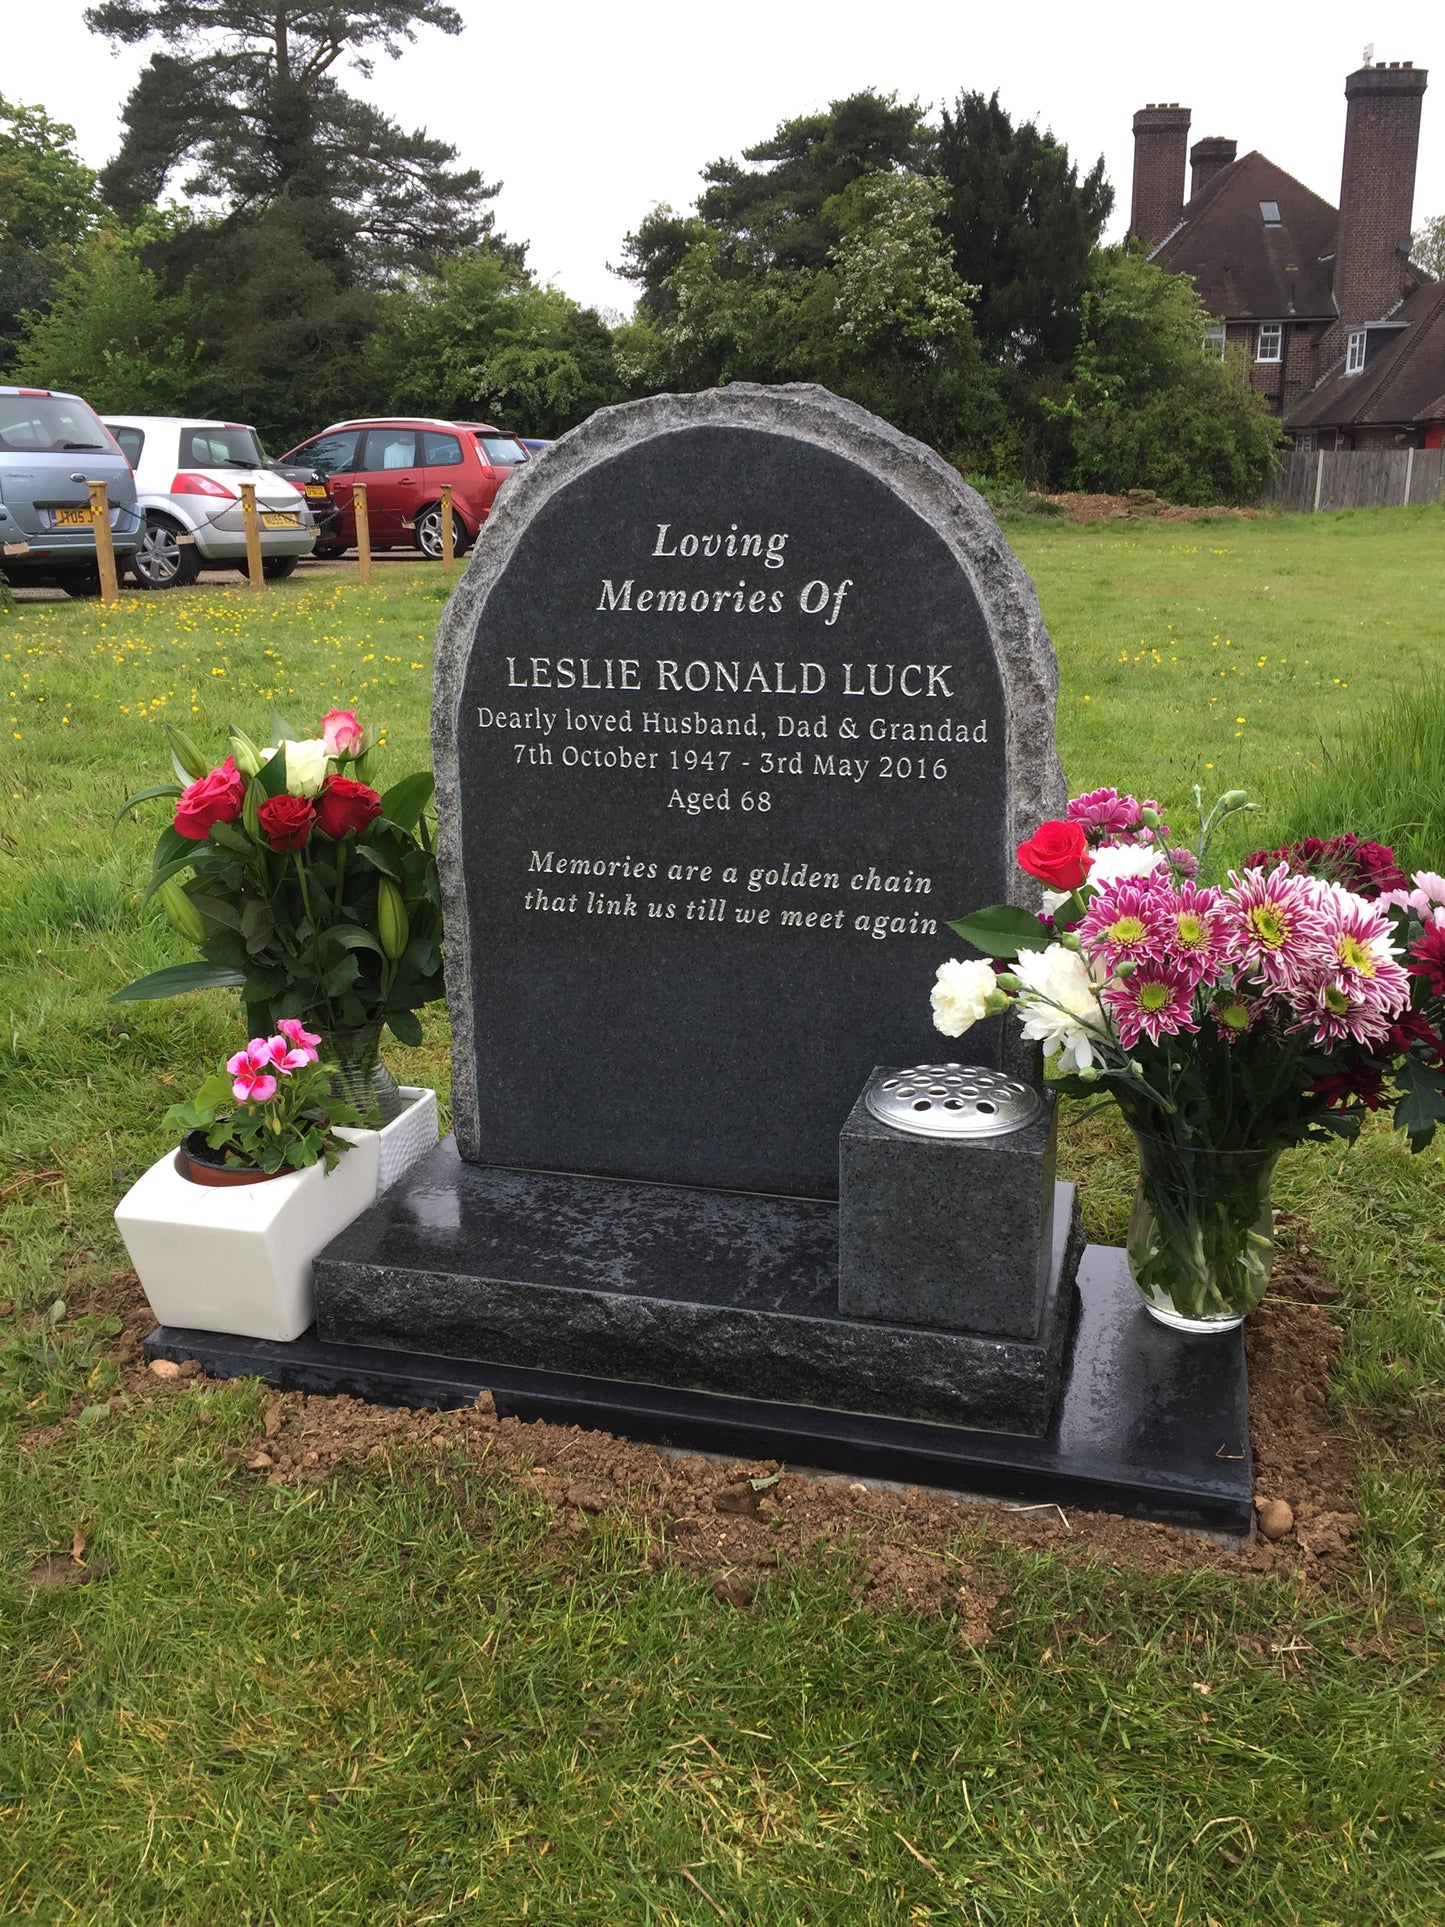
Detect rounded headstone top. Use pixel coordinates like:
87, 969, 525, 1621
864, 1064, 1042, 1139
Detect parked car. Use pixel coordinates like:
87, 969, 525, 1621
517, 438, 555, 457
262, 451, 341, 546
0, 386, 142, 593
102, 416, 317, 589
279, 418, 527, 560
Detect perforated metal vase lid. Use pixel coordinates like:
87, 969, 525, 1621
864, 1064, 1043, 1139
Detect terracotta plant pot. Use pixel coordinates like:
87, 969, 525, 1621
174, 1129, 282, 1188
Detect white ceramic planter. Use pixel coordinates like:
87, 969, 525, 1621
359, 1084, 439, 1192
115, 1087, 438, 1341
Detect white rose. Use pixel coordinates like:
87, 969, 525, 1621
930, 957, 997, 1037
1011, 943, 1106, 1072
279, 737, 330, 798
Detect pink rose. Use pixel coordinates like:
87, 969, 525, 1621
174, 757, 245, 841
322, 708, 365, 757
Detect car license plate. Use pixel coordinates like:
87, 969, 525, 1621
304, 484, 328, 500
53, 506, 93, 527
261, 512, 299, 529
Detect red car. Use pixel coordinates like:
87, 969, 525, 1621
280, 417, 527, 559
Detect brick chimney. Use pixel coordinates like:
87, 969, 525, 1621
1333, 61, 1428, 326
1190, 137, 1237, 199
1131, 103, 1191, 250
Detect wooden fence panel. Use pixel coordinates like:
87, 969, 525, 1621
1269, 445, 1445, 512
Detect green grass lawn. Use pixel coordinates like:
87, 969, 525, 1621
3, 514, 1444, 1923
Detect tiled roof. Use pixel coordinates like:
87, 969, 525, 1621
1287, 280, 1445, 428
1151, 151, 1339, 322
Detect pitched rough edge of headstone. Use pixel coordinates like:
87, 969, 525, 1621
432, 383, 1066, 1161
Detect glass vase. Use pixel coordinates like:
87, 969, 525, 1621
1125, 1129, 1279, 1332
320, 1020, 404, 1128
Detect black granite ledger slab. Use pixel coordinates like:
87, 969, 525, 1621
312, 1137, 1080, 1434
433, 385, 1066, 1198
145, 1245, 1254, 1534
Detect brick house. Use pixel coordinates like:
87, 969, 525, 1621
1130, 64, 1445, 451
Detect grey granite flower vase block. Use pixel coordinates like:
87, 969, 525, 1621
838, 1073, 1063, 1340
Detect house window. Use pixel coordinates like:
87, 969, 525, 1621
1345, 330, 1366, 374
1295, 432, 1314, 454
1257, 323, 1283, 363
1259, 200, 1282, 226
1203, 322, 1226, 359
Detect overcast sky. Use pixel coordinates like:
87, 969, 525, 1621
9, 0, 1445, 313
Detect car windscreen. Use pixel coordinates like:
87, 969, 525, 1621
476, 434, 525, 467
0, 395, 116, 454
180, 425, 267, 468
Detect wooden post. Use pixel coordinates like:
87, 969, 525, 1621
440, 483, 455, 571
86, 481, 121, 606
1404, 445, 1416, 508
239, 482, 264, 592
354, 483, 372, 586
1313, 450, 1325, 513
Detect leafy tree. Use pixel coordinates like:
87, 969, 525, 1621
1414, 213, 1445, 279
85, 0, 501, 280
935, 90, 1112, 370
10, 220, 196, 412
0, 96, 103, 362
619, 92, 930, 317
367, 253, 624, 435
1049, 251, 1282, 503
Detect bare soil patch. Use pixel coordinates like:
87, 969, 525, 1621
1040, 490, 1266, 525
23, 1261, 1367, 1637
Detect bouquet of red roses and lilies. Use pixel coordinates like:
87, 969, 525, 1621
930, 785, 1445, 1155
114, 707, 444, 1055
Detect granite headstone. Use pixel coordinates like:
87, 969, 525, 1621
433, 384, 1064, 1199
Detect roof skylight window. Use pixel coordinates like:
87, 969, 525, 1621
1260, 200, 1281, 225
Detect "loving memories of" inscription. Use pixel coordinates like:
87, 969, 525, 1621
433, 387, 1063, 1198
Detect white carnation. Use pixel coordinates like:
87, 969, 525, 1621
930, 957, 997, 1038
280, 737, 330, 798
1011, 943, 1106, 1072
1088, 843, 1166, 889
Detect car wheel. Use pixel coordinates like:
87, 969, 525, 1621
130, 515, 200, 590
262, 555, 299, 581
415, 504, 446, 560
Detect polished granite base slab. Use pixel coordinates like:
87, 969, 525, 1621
310, 1139, 1080, 1434
143, 1243, 1254, 1535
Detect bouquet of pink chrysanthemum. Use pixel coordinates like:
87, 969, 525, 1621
933, 787, 1445, 1153
931, 789, 1445, 1323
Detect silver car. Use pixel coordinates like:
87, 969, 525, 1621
103, 415, 317, 588
0, 386, 142, 593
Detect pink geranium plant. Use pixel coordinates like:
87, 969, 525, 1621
166, 1027, 361, 1175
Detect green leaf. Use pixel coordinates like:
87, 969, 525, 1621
151, 824, 192, 872
115, 783, 183, 823
329, 924, 386, 957
185, 892, 245, 932
385, 1007, 423, 1047
140, 853, 202, 902
257, 745, 289, 798
1394, 1055, 1445, 1151
111, 962, 246, 1002
946, 904, 1052, 958
165, 723, 210, 780
351, 842, 401, 879
321, 952, 360, 998
208, 821, 251, 854
379, 771, 434, 832
270, 709, 303, 747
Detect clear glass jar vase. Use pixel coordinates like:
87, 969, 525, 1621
319, 1019, 404, 1129
1125, 1129, 1280, 1332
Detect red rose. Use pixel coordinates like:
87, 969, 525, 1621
1016, 819, 1093, 891
314, 773, 383, 841
174, 756, 245, 841
258, 793, 316, 852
